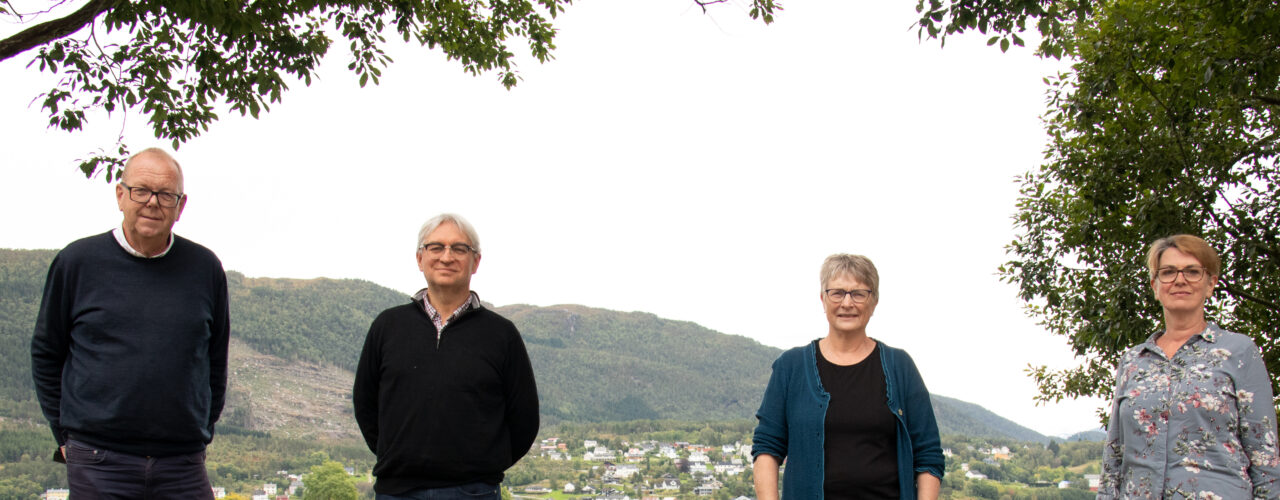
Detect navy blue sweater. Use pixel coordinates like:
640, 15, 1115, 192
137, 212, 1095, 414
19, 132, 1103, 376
31, 231, 230, 457
353, 302, 539, 494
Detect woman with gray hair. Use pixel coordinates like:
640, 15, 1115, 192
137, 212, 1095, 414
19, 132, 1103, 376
751, 254, 944, 500
1098, 234, 1279, 499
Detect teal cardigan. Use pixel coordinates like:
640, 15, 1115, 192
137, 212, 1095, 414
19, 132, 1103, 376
751, 339, 944, 500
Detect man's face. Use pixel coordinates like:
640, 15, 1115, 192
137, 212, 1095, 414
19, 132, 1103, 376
115, 153, 185, 244
417, 221, 481, 290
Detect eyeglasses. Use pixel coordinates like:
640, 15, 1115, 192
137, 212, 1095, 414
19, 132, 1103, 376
1156, 266, 1207, 283
121, 183, 184, 208
824, 288, 874, 303
421, 243, 476, 257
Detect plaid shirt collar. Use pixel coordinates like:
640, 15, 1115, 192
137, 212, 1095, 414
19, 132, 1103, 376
412, 288, 482, 332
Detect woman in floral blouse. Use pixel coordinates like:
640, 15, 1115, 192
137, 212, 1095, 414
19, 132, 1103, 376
1099, 235, 1280, 499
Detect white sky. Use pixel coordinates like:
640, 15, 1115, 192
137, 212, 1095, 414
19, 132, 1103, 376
1, 0, 1109, 437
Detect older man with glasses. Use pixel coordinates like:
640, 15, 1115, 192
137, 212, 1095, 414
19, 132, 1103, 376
354, 213, 539, 500
31, 147, 230, 499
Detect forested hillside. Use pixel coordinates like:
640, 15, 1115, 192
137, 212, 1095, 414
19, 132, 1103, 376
497, 304, 777, 422
228, 272, 405, 372
932, 394, 1045, 443
0, 250, 53, 422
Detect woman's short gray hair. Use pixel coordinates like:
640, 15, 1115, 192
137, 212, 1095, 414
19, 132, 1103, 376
416, 213, 481, 254
820, 253, 879, 300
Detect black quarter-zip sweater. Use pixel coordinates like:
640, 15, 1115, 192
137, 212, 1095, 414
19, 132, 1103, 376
352, 301, 539, 495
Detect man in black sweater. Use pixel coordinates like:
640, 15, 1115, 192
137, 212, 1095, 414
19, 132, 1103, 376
31, 148, 229, 500
353, 213, 539, 499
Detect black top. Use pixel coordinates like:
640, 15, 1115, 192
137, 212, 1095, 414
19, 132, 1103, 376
31, 231, 230, 457
352, 301, 540, 494
817, 343, 900, 500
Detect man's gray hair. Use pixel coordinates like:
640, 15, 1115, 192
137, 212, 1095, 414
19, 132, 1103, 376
820, 253, 880, 300
416, 213, 481, 254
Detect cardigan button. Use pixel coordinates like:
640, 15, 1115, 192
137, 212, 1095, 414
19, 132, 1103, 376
898, 409, 903, 415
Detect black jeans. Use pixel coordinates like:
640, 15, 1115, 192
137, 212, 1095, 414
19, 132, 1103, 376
64, 440, 213, 500
376, 482, 500, 500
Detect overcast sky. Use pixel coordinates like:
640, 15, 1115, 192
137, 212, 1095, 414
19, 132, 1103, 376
1, 0, 1110, 437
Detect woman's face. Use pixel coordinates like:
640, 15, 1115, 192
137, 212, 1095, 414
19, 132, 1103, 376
822, 273, 877, 336
1152, 247, 1217, 315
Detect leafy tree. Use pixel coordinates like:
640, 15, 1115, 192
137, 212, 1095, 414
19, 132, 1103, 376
916, 0, 1280, 415
968, 479, 1000, 500
0, 476, 42, 500
1, 0, 779, 178
302, 460, 358, 500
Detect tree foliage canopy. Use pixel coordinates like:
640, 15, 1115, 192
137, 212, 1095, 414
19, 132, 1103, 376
301, 460, 358, 500
917, 0, 1280, 417
1, 0, 779, 179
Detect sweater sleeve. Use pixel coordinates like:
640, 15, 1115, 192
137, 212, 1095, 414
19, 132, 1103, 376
752, 354, 790, 461
503, 327, 540, 467
206, 266, 231, 436
898, 350, 944, 480
352, 314, 384, 454
30, 253, 71, 448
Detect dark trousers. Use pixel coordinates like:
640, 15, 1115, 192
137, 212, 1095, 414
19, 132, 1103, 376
64, 440, 213, 500
376, 482, 500, 500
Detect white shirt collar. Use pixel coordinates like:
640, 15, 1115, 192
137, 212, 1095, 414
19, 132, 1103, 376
112, 226, 175, 258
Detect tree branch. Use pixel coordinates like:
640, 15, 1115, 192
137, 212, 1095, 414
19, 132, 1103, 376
1220, 277, 1280, 313
0, 0, 120, 63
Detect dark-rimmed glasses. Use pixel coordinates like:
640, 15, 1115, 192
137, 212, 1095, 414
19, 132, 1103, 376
121, 183, 184, 208
1156, 266, 1207, 283
824, 288, 874, 303
422, 243, 476, 257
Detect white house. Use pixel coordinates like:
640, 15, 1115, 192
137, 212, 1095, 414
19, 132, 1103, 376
613, 464, 641, 478
654, 473, 680, 491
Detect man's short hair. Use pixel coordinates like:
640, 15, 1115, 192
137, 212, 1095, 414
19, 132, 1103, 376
1146, 234, 1220, 280
122, 147, 185, 191
820, 253, 880, 301
417, 213, 481, 254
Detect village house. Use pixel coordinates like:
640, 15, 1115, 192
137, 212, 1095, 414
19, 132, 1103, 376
654, 474, 680, 491
611, 464, 641, 479
713, 462, 745, 476
985, 446, 1012, 460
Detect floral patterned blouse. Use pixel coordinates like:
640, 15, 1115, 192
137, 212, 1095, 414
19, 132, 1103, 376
1099, 323, 1280, 499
